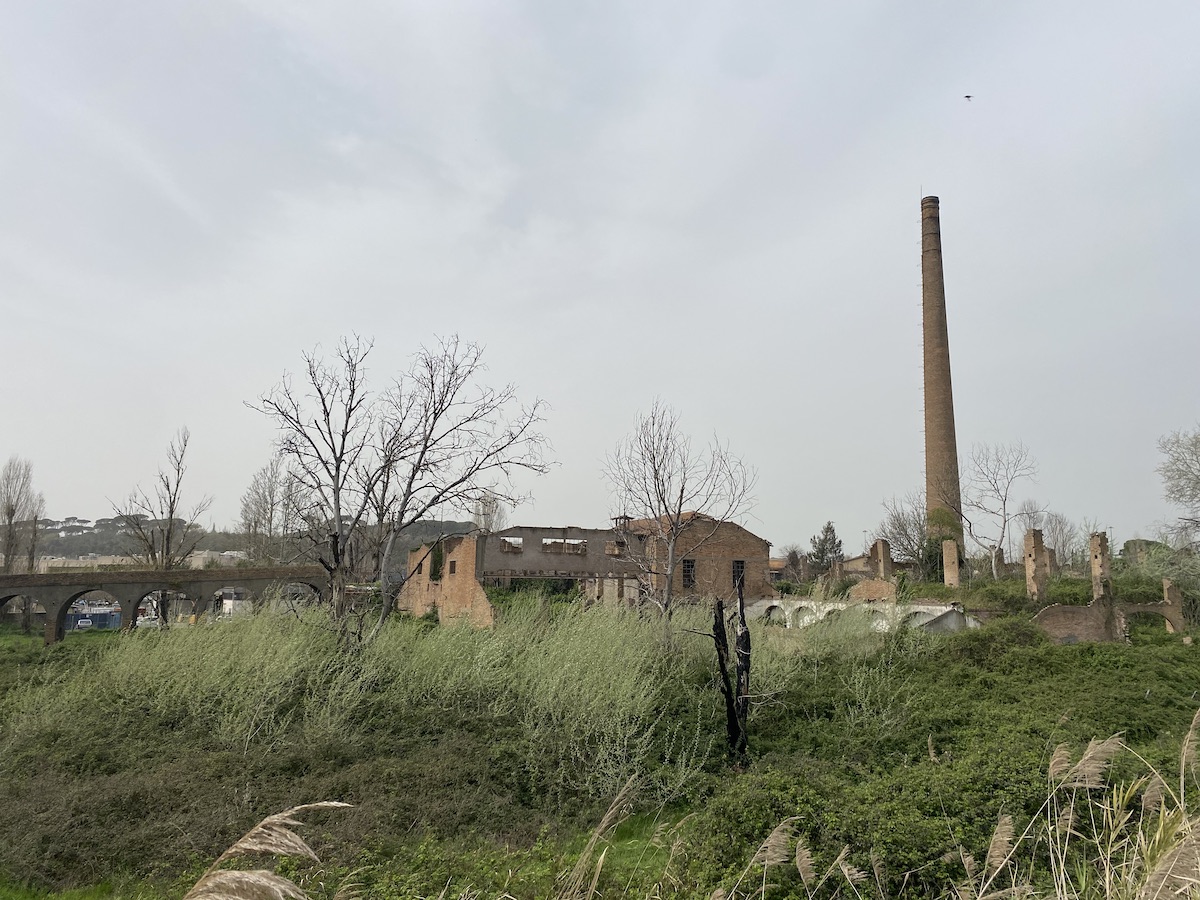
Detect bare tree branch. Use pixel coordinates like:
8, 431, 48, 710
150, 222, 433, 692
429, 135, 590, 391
940, 442, 1038, 579
602, 399, 756, 616
111, 428, 213, 628
0, 457, 35, 574
251, 334, 550, 641
1158, 426, 1200, 530
874, 490, 937, 580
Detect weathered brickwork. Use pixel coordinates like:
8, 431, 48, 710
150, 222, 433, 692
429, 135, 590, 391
921, 196, 963, 537
399, 517, 773, 621
942, 540, 960, 587
396, 536, 495, 627
1090, 532, 1112, 602
1024, 529, 1049, 602
635, 519, 773, 600
848, 578, 897, 602
1032, 577, 1184, 644
869, 540, 894, 579
1032, 602, 1121, 644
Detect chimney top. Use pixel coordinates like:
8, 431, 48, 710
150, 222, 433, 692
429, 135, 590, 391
921, 195, 940, 210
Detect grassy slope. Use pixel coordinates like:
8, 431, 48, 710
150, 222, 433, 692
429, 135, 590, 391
0, 609, 1197, 899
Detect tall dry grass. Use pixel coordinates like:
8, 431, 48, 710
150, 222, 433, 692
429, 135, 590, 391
4, 597, 809, 800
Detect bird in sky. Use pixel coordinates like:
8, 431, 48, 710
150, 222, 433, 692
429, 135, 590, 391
964, 94, 973, 101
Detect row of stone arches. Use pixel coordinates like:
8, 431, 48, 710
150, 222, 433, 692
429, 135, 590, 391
760, 603, 941, 632
0, 580, 323, 643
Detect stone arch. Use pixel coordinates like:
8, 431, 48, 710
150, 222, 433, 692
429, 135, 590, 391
762, 604, 787, 626
902, 610, 937, 629
0, 592, 27, 613
792, 605, 820, 627
64, 589, 123, 631
1125, 608, 1177, 641
277, 580, 323, 606
0, 593, 46, 627
866, 609, 890, 632
52, 588, 125, 636
216, 579, 323, 616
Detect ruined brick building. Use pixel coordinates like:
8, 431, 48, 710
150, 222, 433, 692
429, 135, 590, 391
396, 515, 773, 626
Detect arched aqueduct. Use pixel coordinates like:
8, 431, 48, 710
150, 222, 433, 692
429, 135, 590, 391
0, 566, 326, 644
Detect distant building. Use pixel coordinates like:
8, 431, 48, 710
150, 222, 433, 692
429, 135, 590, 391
396, 516, 773, 626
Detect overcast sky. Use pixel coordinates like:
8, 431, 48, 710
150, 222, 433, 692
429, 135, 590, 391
3, 1, 1198, 555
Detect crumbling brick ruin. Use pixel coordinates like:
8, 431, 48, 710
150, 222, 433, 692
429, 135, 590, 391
1091, 532, 1112, 602
397, 518, 774, 626
1024, 529, 1050, 602
1031, 532, 1185, 643
942, 539, 960, 587
869, 539, 894, 579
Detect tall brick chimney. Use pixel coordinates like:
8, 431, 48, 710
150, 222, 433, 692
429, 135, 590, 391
921, 196, 963, 537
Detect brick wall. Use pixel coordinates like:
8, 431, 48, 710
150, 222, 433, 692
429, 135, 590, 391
396, 535, 495, 627
650, 521, 773, 600
1032, 603, 1120, 643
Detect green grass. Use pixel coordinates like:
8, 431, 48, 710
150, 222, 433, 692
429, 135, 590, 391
1, 603, 1198, 898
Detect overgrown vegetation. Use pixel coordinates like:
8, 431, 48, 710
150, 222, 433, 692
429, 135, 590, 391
1, 602, 1198, 898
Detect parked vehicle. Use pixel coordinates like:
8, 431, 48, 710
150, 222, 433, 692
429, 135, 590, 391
75, 618, 93, 630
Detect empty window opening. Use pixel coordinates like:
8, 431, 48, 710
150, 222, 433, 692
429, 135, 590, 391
543, 538, 587, 555
500, 537, 524, 553
682, 559, 696, 589
448, 560, 457, 575
605, 540, 626, 557
732, 560, 746, 590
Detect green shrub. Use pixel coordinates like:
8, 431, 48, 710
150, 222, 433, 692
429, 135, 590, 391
1044, 577, 1093, 605
5, 597, 1200, 896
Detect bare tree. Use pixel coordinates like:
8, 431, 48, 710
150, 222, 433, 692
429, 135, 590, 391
472, 492, 508, 534
240, 455, 288, 562
1158, 426, 1200, 528
874, 490, 938, 580
112, 428, 213, 627
778, 543, 807, 582
602, 399, 756, 616
0, 457, 34, 574
945, 442, 1039, 579
1042, 511, 1079, 573
1013, 498, 1046, 557
253, 335, 550, 638
19, 492, 45, 633
1014, 497, 1044, 533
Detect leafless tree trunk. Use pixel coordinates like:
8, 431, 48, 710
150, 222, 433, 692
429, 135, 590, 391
17, 491, 42, 635
1, 457, 34, 574
253, 335, 549, 643
712, 579, 751, 760
112, 428, 213, 628
23, 493, 44, 575
602, 400, 755, 616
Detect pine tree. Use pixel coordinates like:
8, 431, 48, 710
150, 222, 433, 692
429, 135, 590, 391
808, 521, 844, 576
